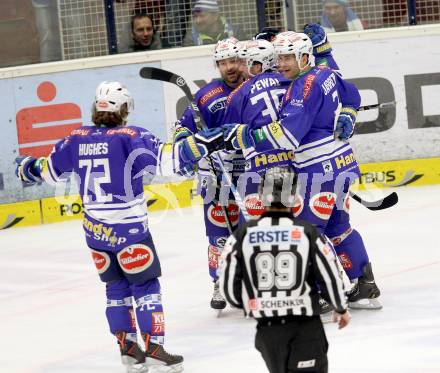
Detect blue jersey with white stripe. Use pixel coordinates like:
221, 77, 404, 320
273, 66, 361, 175
42, 125, 189, 252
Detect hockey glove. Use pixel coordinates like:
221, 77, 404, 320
15, 156, 44, 185
335, 107, 357, 140
223, 123, 255, 151
173, 124, 193, 143
180, 127, 224, 163
304, 23, 332, 56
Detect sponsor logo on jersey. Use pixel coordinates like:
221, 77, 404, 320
83, 217, 127, 246
259, 298, 305, 310
244, 194, 265, 218
303, 74, 316, 100
152, 312, 165, 334
338, 252, 353, 269
91, 249, 111, 274
322, 159, 333, 174
334, 152, 356, 169
117, 244, 154, 274
292, 194, 304, 217
208, 245, 221, 271
106, 128, 137, 137
289, 98, 304, 107
248, 299, 257, 311
207, 97, 227, 113
226, 80, 247, 105
253, 150, 295, 168
199, 86, 225, 106
71, 128, 91, 137
248, 226, 304, 244
207, 203, 239, 227
309, 192, 336, 220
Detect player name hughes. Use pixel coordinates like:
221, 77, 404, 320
79, 142, 109, 156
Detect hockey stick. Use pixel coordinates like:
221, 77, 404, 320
358, 101, 396, 112
349, 190, 398, 210
139, 66, 249, 225
139, 67, 397, 212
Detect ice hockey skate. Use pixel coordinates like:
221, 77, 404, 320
318, 297, 334, 323
210, 281, 226, 316
142, 333, 184, 373
116, 332, 148, 373
348, 262, 382, 310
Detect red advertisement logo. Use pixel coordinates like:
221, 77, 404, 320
244, 194, 265, 218
338, 252, 353, 270
16, 81, 82, 157
90, 249, 111, 274
117, 244, 154, 274
309, 192, 336, 220
207, 202, 239, 227
152, 312, 165, 335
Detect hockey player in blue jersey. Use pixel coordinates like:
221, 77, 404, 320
222, 39, 293, 221
222, 33, 381, 309
15, 81, 223, 373
174, 37, 247, 311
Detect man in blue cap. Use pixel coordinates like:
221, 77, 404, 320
183, 0, 245, 46
321, 0, 364, 32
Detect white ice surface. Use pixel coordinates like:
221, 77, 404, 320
1, 185, 440, 373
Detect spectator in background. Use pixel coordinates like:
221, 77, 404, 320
183, 0, 246, 47
130, 13, 162, 51
321, 0, 364, 32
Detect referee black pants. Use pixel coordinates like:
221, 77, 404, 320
255, 316, 328, 373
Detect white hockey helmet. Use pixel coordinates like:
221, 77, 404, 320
273, 32, 315, 66
214, 37, 240, 61
95, 81, 134, 116
244, 39, 276, 73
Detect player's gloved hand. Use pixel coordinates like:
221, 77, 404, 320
180, 127, 224, 162
173, 124, 193, 143
335, 107, 357, 140
304, 23, 332, 56
15, 156, 43, 185
223, 123, 255, 151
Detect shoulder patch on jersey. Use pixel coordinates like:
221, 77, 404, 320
106, 127, 138, 137
226, 78, 250, 105
199, 85, 225, 106
303, 74, 316, 101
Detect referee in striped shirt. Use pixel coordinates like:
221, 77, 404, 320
218, 166, 350, 373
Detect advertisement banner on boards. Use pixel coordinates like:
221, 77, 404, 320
0, 62, 165, 204
161, 33, 440, 164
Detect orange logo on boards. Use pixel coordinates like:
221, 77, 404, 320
16, 81, 82, 157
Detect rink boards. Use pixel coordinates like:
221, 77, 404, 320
1, 157, 439, 230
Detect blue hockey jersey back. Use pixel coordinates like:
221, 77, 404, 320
41, 125, 189, 252
273, 66, 361, 176
223, 72, 291, 161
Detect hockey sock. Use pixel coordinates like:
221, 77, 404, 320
131, 278, 165, 345
331, 228, 369, 280
105, 279, 137, 335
